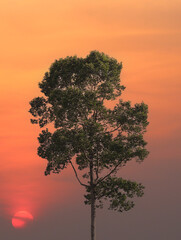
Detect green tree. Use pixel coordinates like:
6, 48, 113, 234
29, 51, 149, 240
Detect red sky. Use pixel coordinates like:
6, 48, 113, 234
0, 0, 181, 239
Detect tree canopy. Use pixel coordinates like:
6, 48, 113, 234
29, 51, 149, 240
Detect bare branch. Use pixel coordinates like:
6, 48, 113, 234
70, 160, 89, 187
105, 125, 122, 134
96, 162, 122, 185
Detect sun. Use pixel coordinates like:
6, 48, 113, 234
12, 211, 34, 229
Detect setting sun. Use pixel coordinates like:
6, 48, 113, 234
12, 211, 33, 229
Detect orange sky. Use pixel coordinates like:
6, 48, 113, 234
0, 0, 181, 239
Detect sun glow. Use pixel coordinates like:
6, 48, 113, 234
12, 211, 34, 229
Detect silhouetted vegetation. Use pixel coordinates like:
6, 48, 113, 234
29, 51, 149, 240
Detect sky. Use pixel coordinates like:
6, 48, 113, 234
0, 0, 181, 239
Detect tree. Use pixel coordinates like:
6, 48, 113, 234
29, 51, 149, 240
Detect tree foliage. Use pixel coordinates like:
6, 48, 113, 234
29, 51, 149, 218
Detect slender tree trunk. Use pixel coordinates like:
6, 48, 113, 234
90, 158, 96, 240
91, 187, 96, 240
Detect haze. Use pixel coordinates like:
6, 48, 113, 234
0, 0, 181, 239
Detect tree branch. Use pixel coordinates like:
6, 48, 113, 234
95, 160, 99, 181
95, 147, 100, 182
96, 162, 122, 185
69, 160, 89, 187
105, 124, 122, 134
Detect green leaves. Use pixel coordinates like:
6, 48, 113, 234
85, 176, 144, 212
29, 97, 54, 128
39, 51, 124, 100
111, 100, 149, 133
29, 50, 149, 214
38, 129, 75, 175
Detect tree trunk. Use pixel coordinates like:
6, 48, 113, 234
91, 187, 96, 240
90, 158, 96, 240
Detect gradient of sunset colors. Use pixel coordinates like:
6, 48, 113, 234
0, 0, 181, 239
